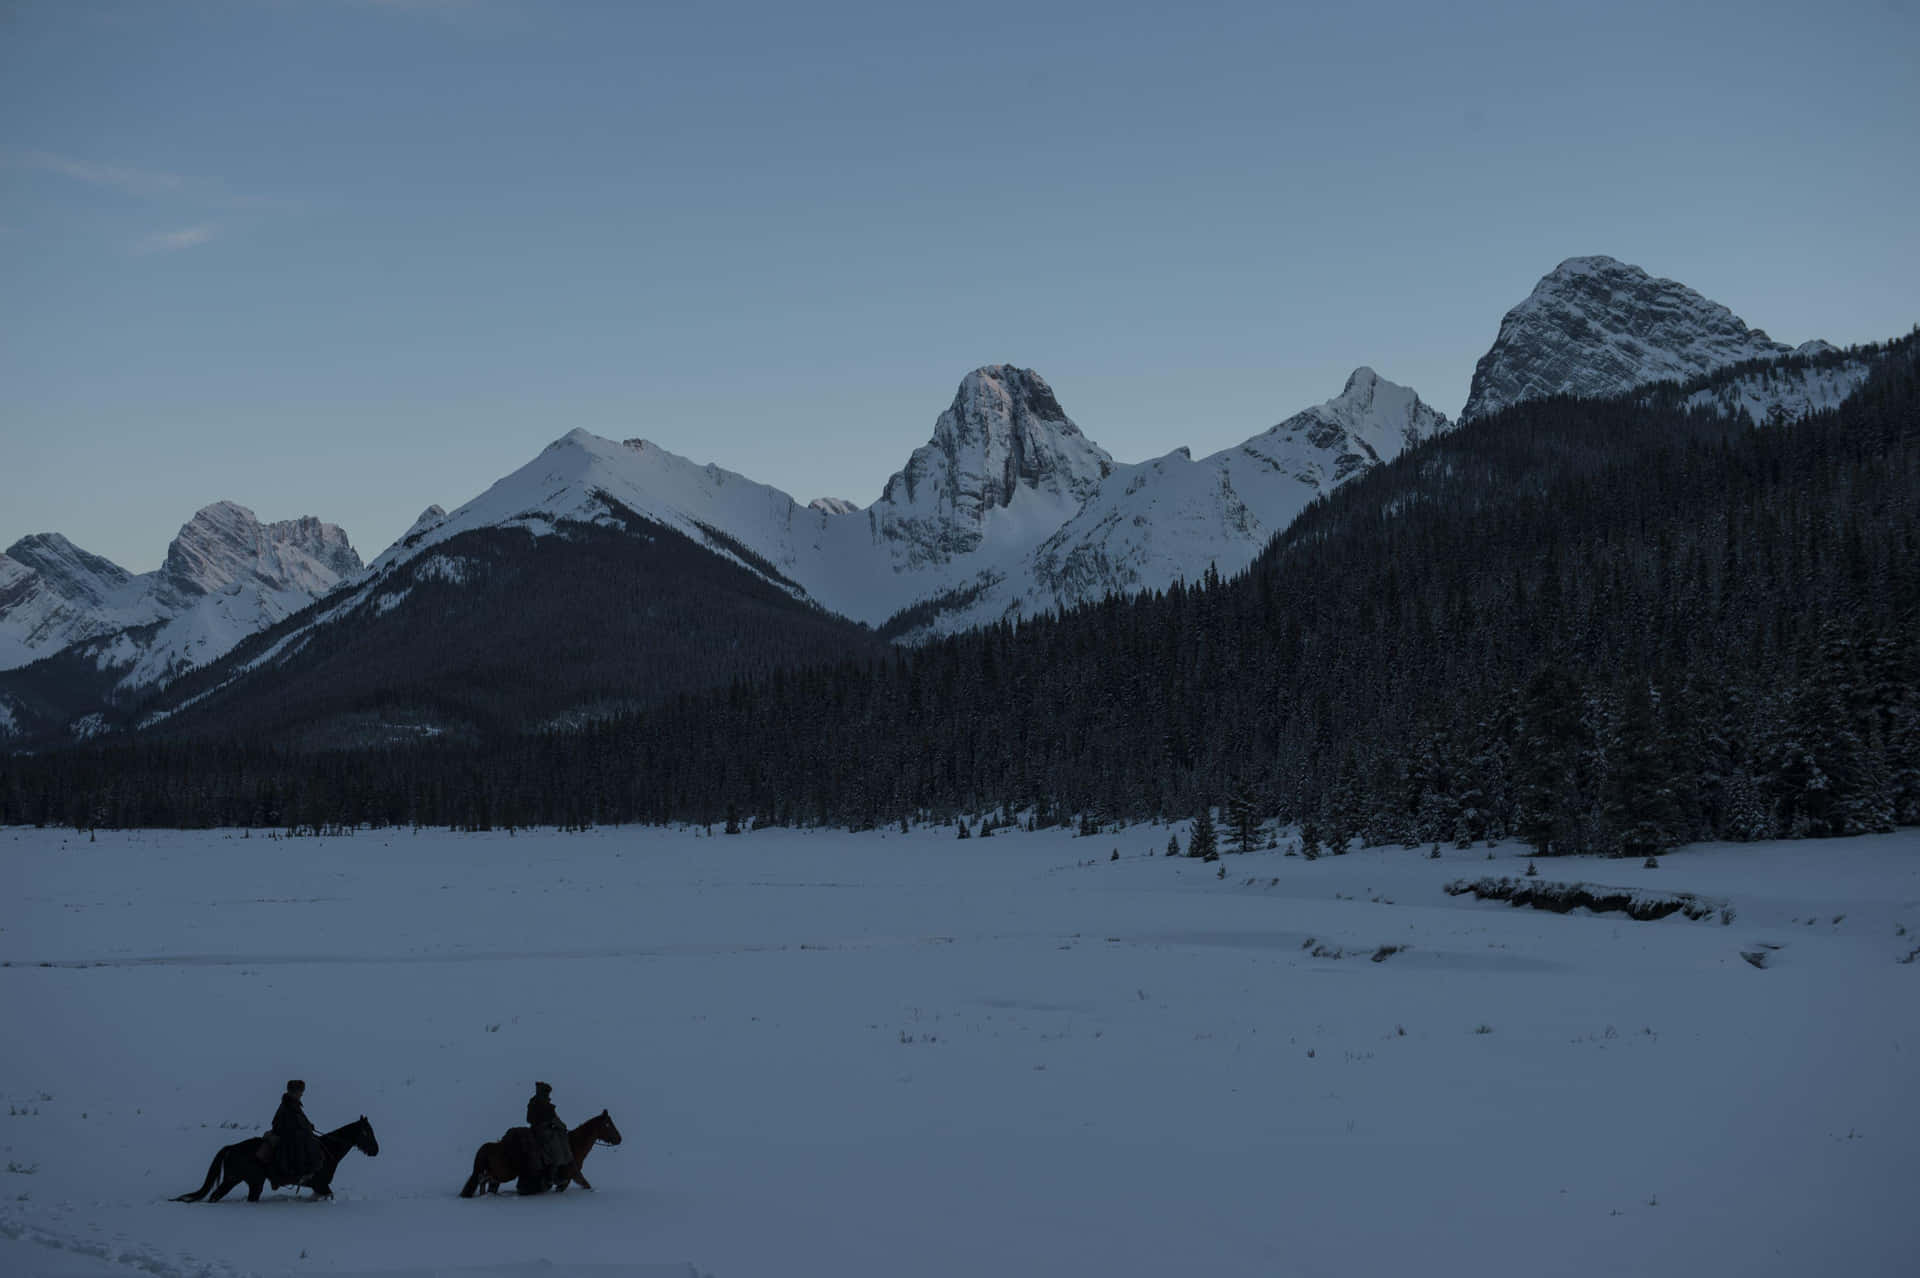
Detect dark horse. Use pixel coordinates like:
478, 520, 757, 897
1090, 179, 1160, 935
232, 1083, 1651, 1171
175, 1116, 380, 1203
460, 1109, 622, 1198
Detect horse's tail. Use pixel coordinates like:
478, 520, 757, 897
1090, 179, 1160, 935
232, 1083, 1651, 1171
173, 1146, 226, 1202
459, 1144, 488, 1198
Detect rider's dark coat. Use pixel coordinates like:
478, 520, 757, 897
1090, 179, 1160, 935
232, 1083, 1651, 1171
269, 1091, 324, 1185
527, 1091, 570, 1172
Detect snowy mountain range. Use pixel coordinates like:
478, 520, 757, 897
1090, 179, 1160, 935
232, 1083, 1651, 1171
356, 257, 1865, 646
0, 503, 361, 685
1017, 367, 1448, 624
340, 363, 1445, 644
0, 254, 1892, 746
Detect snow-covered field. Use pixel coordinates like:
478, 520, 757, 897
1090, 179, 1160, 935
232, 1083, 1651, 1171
2, 823, 1916, 1278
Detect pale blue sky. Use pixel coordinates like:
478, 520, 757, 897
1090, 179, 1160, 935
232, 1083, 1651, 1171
4, 0, 1916, 571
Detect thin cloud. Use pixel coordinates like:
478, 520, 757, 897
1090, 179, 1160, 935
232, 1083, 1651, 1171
14, 149, 189, 198
134, 225, 218, 255
9, 146, 298, 213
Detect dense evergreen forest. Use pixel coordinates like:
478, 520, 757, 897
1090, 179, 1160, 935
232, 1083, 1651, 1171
4, 336, 1916, 856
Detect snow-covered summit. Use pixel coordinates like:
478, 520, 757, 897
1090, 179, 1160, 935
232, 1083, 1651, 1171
993, 368, 1449, 629
1258, 366, 1450, 483
808, 497, 861, 516
869, 366, 1113, 569
1462, 255, 1802, 421
0, 504, 361, 683
365, 427, 817, 583
6, 533, 136, 610
0, 535, 155, 670
156, 501, 360, 606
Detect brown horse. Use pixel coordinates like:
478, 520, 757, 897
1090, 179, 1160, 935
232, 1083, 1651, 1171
459, 1109, 622, 1198
174, 1116, 380, 1203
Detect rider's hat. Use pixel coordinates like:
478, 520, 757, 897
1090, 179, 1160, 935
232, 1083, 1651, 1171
534, 1081, 552, 1094
286, 1079, 306, 1094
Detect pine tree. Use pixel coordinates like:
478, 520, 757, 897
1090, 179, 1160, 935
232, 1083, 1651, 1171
1325, 749, 1362, 854
1515, 664, 1586, 855
1188, 806, 1218, 861
1603, 680, 1679, 858
1225, 779, 1261, 854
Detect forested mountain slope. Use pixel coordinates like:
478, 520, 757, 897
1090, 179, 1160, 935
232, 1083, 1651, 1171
114, 503, 887, 748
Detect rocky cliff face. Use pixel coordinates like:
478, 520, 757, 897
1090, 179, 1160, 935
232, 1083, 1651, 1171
1462, 256, 1797, 421
868, 366, 1113, 569
6, 533, 136, 609
0, 535, 151, 669
156, 502, 360, 607
0, 505, 361, 683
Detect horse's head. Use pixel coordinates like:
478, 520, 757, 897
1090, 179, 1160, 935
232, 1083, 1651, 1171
595, 1109, 623, 1146
356, 1115, 380, 1157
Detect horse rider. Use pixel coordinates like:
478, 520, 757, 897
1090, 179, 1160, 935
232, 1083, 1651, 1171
264, 1079, 324, 1187
527, 1081, 572, 1187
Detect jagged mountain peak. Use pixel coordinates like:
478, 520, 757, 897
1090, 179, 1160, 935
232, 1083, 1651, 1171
1463, 255, 1801, 421
948, 364, 1073, 428
1260, 368, 1450, 461
1330, 365, 1442, 423
873, 366, 1112, 567
1547, 254, 1629, 277
161, 501, 361, 603
1, 503, 360, 682
3, 532, 133, 606
1342, 365, 1383, 391
808, 497, 860, 516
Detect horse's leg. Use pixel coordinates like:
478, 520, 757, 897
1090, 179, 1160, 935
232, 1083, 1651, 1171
572, 1168, 593, 1190
489, 1143, 515, 1194
461, 1144, 491, 1198
309, 1152, 339, 1200
207, 1153, 238, 1203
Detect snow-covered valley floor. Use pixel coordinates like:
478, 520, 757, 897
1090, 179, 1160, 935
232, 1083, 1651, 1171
2, 823, 1916, 1277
